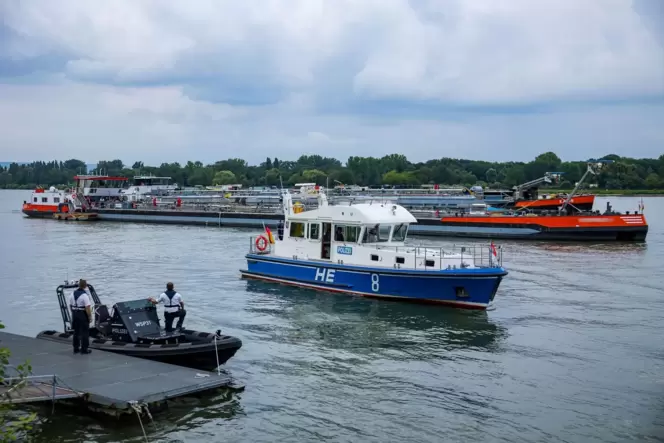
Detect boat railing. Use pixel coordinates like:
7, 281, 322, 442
248, 236, 275, 255
368, 243, 504, 269
246, 235, 503, 268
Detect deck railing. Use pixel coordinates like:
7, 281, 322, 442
247, 236, 504, 269
248, 236, 276, 255
369, 243, 504, 269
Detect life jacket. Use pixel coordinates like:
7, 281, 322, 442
71, 289, 87, 311
164, 290, 180, 310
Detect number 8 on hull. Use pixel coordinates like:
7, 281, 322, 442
240, 191, 508, 310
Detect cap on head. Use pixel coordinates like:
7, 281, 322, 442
166, 282, 174, 290
78, 279, 87, 289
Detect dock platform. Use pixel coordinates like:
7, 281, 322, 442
0, 332, 243, 416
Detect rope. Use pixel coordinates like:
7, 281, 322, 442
214, 334, 221, 375
129, 401, 149, 442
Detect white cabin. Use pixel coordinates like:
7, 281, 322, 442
121, 176, 177, 201
267, 192, 477, 271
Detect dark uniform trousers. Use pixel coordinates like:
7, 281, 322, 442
164, 309, 186, 332
71, 289, 90, 353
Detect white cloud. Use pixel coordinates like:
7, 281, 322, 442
0, 0, 662, 163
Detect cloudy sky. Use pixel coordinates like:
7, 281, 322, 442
0, 0, 663, 166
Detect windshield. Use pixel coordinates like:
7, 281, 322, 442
362, 224, 392, 243
391, 223, 408, 242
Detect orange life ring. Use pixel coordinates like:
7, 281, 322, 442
255, 235, 269, 252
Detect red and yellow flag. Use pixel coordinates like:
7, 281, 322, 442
265, 225, 275, 244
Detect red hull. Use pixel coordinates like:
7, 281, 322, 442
437, 213, 648, 241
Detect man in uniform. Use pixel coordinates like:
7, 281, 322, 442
68, 279, 92, 354
150, 282, 186, 332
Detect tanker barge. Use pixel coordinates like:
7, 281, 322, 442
89, 202, 648, 241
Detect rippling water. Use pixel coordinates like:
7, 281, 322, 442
1, 190, 663, 443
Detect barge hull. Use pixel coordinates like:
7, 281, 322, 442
23, 208, 648, 241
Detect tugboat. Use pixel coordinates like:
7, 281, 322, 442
240, 190, 508, 310
36, 281, 242, 371
22, 186, 98, 220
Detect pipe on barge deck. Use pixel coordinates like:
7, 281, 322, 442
94, 207, 449, 236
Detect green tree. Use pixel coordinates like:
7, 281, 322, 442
301, 169, 327, 185
212, 170, 237, 185
0, 322, 38, 442
645, 173, 661, 189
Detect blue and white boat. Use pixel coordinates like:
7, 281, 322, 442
239, 191, 508, 310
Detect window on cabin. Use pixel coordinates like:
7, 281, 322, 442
308, 223, 320, 240
334, 225, 360, 243
42, 197, 48, 203
391, 224, 408, 242
289, 221, 305, 238
396, 257, 405, 264
54, 197, 60, 203
362, 224, 392, 243
33, 197, 37, 202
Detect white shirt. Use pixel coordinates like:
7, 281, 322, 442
156, 292, 183, 313
68, 290, 91, 311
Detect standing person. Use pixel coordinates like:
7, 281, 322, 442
150, 282, 186, 332
68, 279, 92, 354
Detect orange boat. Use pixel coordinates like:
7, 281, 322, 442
22, 186, 93, 218
437, 211, 648, 241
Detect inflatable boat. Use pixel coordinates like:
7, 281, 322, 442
36, 281, 242, 371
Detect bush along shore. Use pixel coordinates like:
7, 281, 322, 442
1, 152, 663, 192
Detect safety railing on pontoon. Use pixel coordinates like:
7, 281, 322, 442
0, 374, 81, 406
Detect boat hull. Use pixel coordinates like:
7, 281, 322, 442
241, 254, 507, 310
22, 208, 58, 218
436, 214, 648, 241
36, 329, 242, 371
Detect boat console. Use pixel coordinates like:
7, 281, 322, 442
56, 280, 184, 344
108, 299, 185, 343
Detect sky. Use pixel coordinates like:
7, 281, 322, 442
0, 0, 663, 166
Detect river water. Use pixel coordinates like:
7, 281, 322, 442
1, 190, 663, 443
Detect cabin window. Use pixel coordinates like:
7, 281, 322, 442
33, 197, 37, 202
54, 197, 60, 203
308, 223, 321, 240
289, 222, 306, 238
41, 197, 48, 203
396, 257, 405, 264
391, 224, 408, 242
334, 225, 360, 243
362, 224, 393, 243
371, 254, 379, 261
425, 259, 435, 267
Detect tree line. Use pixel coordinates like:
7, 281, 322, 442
1, 152, 663, 190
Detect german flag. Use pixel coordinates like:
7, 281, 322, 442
265, 225, 275, 244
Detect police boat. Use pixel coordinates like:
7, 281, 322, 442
241, 190, 508, 310
36, 281, 243, 371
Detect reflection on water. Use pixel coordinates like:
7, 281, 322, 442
243, 280, 508, 356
